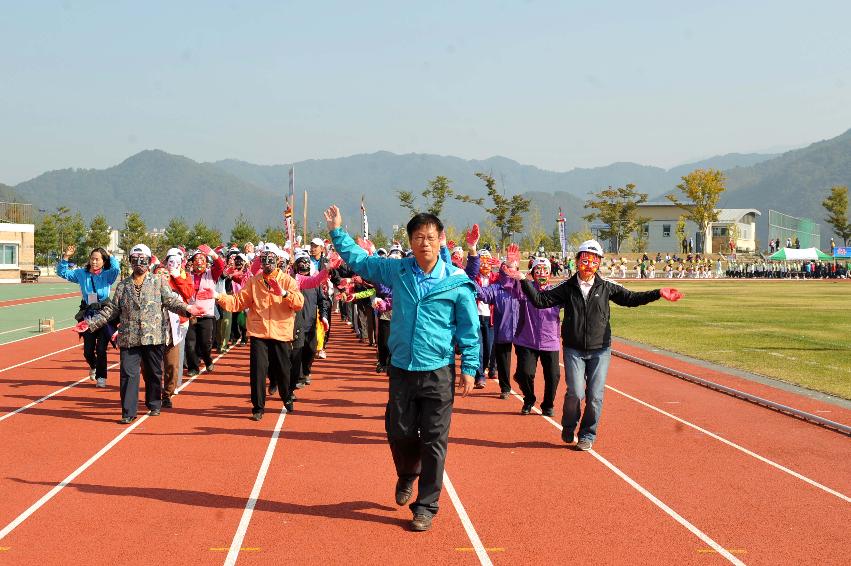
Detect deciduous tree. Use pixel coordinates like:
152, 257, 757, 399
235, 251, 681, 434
822, 185, 851, 246
583, 184, 649, 254
667, 168, 726, 254
456, 173, 530, 250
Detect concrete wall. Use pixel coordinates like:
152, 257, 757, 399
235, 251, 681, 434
0, 223, 35, 282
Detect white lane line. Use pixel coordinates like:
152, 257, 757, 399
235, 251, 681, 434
606, 383, 851, 503
0, 362, 120, 424
560, 362, 851, 503
0, 343, 82, 373
224, 406, 288, 566
0, 412, 152, 542
0, 325, 77, 347
443, 471, 493, 566
517, 395, 744, 566
0, 350, 227, 541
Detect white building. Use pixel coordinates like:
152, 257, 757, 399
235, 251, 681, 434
636, 202, 760, 254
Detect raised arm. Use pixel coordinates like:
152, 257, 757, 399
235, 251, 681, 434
325, 205, 394, 285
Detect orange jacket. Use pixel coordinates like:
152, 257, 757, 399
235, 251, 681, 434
217, 270, 304, 341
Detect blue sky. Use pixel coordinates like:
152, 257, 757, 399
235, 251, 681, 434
2, 0, 850, 184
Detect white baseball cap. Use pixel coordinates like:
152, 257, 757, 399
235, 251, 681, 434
577, 239, 604, 258
130, 243, 152, 258
531, 257, 551, 271
165, 247, 183, 259
310, 237, 325, 247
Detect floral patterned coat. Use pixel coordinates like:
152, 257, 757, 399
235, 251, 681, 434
88, 273, 190, 348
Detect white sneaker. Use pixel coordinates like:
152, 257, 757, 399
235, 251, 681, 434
89, 368, 97, 381
317, 350, 327, 359
96, 377, 106, 388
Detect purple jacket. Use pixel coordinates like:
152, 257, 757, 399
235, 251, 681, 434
501, 277, 561, 352
474, 273, 519, 344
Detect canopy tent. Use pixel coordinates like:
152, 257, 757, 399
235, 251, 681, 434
768, 247, 833, 261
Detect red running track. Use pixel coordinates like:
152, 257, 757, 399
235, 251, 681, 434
0, 326, 848, 565
0, 293, 78, 308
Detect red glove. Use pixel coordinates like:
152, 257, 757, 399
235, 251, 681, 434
501, 263, 522, 280
266, 278, 284, 296
660, 288, 683, 302
72, 320, 89, 334
197, 244, 213, 257
195, 289, 214, 301
214, 245, 224, 255
447, 240, 456, 250
327, 252, 343, 270
187, 304, 206, 317
466, 224, 480, 248
320, 318, 329, 333
490, 257, 502, 268
506, 243, 520, 266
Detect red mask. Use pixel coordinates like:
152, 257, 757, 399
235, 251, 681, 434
479, 257, 492, 275
577, 252, 601, 280
532, 265, 550, 286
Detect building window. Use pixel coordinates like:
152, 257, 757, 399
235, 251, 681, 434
712, 226, 728, 237
0, 243, 19, 268
662, 224, 671, 237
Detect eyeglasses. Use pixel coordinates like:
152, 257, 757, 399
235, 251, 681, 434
411, 235, 439, 244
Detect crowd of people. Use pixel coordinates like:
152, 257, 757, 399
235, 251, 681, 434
61, 207, 685, 532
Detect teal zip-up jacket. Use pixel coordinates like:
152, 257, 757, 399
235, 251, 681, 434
57, 255, 121, 303
331, 228, 480, 377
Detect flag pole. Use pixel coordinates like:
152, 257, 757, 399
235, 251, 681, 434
303, 190, 308, 246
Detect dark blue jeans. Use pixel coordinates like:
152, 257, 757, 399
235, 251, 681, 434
562, 347, 611, 443
477, 315, 495, 382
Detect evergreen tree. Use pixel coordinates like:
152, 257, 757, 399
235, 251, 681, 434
262, 226, 287, 246
187, 220, 222, 250
34, 214, 58, 265
230, 213, 259, 247
84, 214, 112, 253
119, 212, 149, 258
159, 217, 191, 255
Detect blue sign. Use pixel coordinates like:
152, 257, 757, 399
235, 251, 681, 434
835, 247, 851, 259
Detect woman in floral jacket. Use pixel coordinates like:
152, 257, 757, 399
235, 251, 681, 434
81, 244, 203, 424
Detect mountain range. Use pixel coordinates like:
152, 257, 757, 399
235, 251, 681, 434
7, 128, 851, 246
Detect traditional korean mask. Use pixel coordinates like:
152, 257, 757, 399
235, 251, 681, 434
295, 257, 311, 275
577, 251, 601, 280
260, 253, 277, 275
532, 264, 550, 286
129, 254, 150, 275
192, 253, 207, 274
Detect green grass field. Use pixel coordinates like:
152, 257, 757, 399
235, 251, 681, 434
0, 282, 79, 344
608, 280, 851, 400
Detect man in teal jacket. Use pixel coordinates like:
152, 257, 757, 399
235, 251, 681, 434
325, 205, 479, 533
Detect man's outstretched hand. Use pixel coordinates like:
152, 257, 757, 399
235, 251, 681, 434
660, 287, 683, 302
324, 205, 343, 232
506, 243, 520, 266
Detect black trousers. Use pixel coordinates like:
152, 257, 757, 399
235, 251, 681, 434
185, 316, 214, 371
376, 318, 391, 367
513, 345, 561, 410
83, 326, 110, 380
357, 302, 375, 345
386, 364, 454, 517
119, 345, 164, 418
493, 342, 513, 394
301, 327, 318, 377
250, 337, 292, 413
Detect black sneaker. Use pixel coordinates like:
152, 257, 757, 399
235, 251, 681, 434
520, 403, 532, 415
295, 380, 306, 389
118, 416, 137, 425
205, 363, 215, 373
187, 369, 200, 377
375, 363, 385, 374
269, 383, 278, 395
410, 513, 433, 532
499, 391, 510, 399
284, 401, 294, 413
395, 477, 415, 506
562, 432, 577, 445
541, 407, 554, 417
251, 412, 263, 421
303, 374, 311, 385
149, 408, 161, 416
161, 397, 173, 409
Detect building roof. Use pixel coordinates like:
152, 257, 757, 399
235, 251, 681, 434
716, 208, 761, 222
